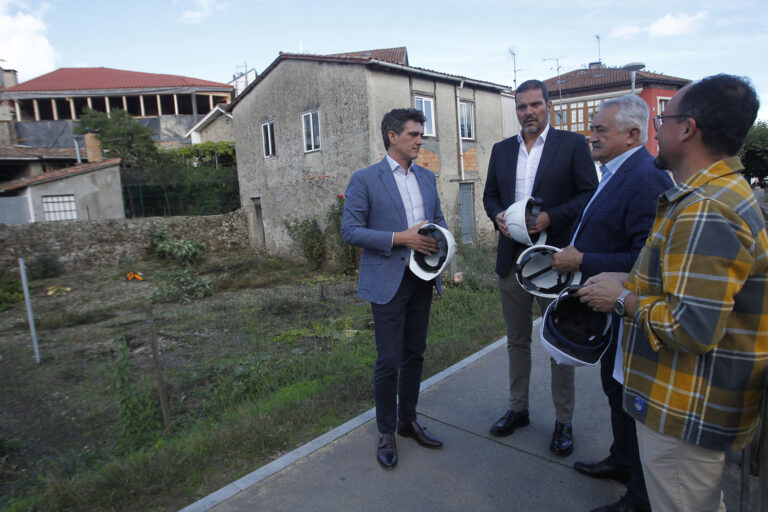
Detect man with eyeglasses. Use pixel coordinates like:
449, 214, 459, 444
575, 74, 767, 511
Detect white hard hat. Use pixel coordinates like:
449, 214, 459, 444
515, 244, 581, 298
409, 224, 456, 281
540, 289, 612, 366
504, 196, 547, 246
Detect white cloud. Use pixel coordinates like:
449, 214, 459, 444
611, 11, 709, 40
649, 11, 708, 37
0, 2, 55, 81
177, 0, 228, 24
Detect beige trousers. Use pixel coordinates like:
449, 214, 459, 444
636, 422, 727, 512
499, 267, 575, 423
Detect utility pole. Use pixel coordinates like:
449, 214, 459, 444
543, 56, 565, 101
507, 47, 520, 89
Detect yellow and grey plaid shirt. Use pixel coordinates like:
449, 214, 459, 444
622, 157, 768, 451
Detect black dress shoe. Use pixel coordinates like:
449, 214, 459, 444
549, 420, 573, 456
590, 495, 650, 512
574, 457, 631, 484
377, 433, 397, 469
397, 420, 443, 448
489, 409, 530, 436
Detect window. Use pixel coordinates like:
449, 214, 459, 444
658, 98, 670, 114
262, 121, 276, 158
42, 194, 77, 221
413, 95, 435, 136
302, 111, 320, 152
459, 101, 475, 140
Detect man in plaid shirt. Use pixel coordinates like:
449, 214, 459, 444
576, 74, 767, 512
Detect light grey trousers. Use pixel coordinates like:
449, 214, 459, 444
499, 266, 575, 423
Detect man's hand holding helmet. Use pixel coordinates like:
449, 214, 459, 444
394, 221, 439, 255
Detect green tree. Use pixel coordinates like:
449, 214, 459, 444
74, 108, 158, 168
740, 121, 768, 182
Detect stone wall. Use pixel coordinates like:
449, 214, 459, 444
0, 209, 250, 273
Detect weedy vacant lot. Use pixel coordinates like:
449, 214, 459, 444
0, 247, 504, 511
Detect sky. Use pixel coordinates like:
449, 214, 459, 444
1, 0, 767, 120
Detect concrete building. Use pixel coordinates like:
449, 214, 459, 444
0, 158, 123, 225
184, 105, 234, 144
543, 63, 690, 155
230, 47, 515, 253
0, 67, 233, 150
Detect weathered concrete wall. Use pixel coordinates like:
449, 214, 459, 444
201, 114, 233, 143
234, 59, 371, 252
0, 209, 249, 272
27, 163, 124, 222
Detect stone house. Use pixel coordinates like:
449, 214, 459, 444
0, 158, 123, 225
229, 47, 516, 253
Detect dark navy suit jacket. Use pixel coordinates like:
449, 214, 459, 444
571, 146, 674, 281
483, 127, 597, 277
341, 157, 447, 305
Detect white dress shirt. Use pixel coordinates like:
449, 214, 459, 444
386, 154, 427, 247
515, 123, 551, 202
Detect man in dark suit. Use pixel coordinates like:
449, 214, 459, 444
342, 108, 447, 470
483, 80, 597, 456
551, 95, 673, 512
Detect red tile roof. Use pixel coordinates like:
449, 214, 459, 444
0, 158, 121, 192
4, 68, 232, 92
543, 66, 690, 98
327, 47, 408, 66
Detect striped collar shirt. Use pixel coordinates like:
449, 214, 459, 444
621, 157, 768, 451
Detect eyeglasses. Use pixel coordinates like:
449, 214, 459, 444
653, 114, 692, 131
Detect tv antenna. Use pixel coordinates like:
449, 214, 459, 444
507, 47, 521, 89
595, 35, 601, 64
542, 56, 565, 100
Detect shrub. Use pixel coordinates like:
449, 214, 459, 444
151, 230, 207, 266
0, 275, 24, 312
325, 194, 359, 274
152, 268, 212, 303
29, 251, 64, 279
284, 217, 326, 269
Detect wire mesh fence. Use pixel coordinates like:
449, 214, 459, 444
441, 242, 499, 291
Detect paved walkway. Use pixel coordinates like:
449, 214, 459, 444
181, 323, 759, 511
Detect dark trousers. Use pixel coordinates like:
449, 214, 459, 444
601, 337, 649, 508
371, 269, 433, 434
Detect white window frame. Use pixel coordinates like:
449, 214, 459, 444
657, 97, 671, 115
261, 120, 276, 158
42, 194, 77, 221
459, 101, 475, 140
302, 111, 321, 152
413, 95, 436, 136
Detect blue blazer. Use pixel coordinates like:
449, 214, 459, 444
483, 127, 598, 277
342, 157, 447, 305
570, 146, 674, 280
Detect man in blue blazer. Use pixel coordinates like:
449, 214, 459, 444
342, 108, 448, 469
483, 80, 597, 456
552, 95, 673, 512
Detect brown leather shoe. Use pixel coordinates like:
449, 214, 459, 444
397, 420, 443, 448
377, 433, 397, 469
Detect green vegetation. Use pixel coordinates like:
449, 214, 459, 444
0, 275, 23, 311
151, 230, 207, 266
152, 268, 213, 304
0, 250, 504, 511
284, 217, 327, 269
29, 251, 64, 279
740, 121, 768, 182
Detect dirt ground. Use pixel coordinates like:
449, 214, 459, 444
0, 251, 362, 505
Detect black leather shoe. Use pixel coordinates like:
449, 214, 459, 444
489, 409, 530, 436
574, 457, 631, 484
377, 433, 397, 469
549, 420, 573, 456
590, 495, 650, 512
397, 420, 443, 448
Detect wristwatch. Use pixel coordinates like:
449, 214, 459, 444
614, 289, 632, 316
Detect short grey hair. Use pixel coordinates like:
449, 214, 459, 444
598, 95, 649, 144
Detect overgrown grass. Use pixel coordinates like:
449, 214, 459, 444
0, 257, 504, 511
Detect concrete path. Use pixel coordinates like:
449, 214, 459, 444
181, 323, 760, 511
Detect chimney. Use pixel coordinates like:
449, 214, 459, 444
588, 61, 604, 69
84, 133, 103, 162
0, 68, 18, 89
